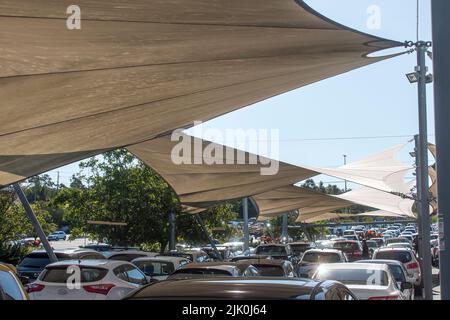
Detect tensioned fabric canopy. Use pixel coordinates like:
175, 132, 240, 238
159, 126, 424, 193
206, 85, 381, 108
297, 210, 410, 224
0, 0, 402, 187
128, 134, 318, 213
307, 144, 413, 195
253, 185, 353, 219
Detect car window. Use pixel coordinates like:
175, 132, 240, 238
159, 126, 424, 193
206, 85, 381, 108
40, 266, 108, 283
134, 261, 174, 276
114, 264, 147, 285
80, 253, 105, 260
332, 242, 360, 251
375, 251, 412, 263
302, 252, 341, 263
18, 257, 51, 268
255, 246, 287, 255
253, 265, 285, 277
0, 271, 24, 300
388, 265, 406, 283
314, 268, 389, 286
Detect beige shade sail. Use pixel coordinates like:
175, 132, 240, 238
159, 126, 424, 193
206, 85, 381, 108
0, 0, 402, 187
128, 134, 318, 213
428, 143, 438, 211
296, 210, 411, 224
335, 186, 415, 218
307, 144, 413, 195
254, 185, 353, 220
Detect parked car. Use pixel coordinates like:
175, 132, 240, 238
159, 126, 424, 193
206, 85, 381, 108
47, 231, 67, 241
167, 262, 259, 279
371, 238, 385, 248
125, 277, 357, 300
297, 249, 347, 278
103, 250, 158, 262
236, 259, 295, 277
357, 259, 415, 300
80, 244, 113, 252
312, 263, 410, 300
289, 241, 315, 259
431, 240, 440, 267
254, 244, 293, 261
329, 240, 363, 262
17, 249, 106, 281
372, 247, 421, 286
0, 263, 28, 300
157, 249, 210, 263
343, 235, 359, 242
26, 260, 148, 300
386, 237, 411, 245
132, 256, 190, 281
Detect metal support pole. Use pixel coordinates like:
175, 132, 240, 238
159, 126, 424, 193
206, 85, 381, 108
13, 183, 58, 263
414, 135, 425, 296
431, 0, 450, 300
195, 214, 222, 261
416, 42, 433, 300
168, 210, 176, 251
282, 213, 288, 241
242, 197, 250, 253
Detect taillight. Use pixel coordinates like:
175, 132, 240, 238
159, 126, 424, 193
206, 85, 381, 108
83, 284, 115, 295
368, 295, 399, 300
26, 283, 45, 293
407, 262, 419, 269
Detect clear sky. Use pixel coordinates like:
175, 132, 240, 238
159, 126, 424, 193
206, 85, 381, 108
48, 0, 435, 188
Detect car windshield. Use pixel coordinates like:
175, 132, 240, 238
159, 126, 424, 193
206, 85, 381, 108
169, 269, 233, 279
375, 251, 412, 263
302, 252, 341, 263
255, 246, 286, 255
386, 238, 409, 245
39, 266, 108, 283
388, 265, 406, 283
290, 244, 310, 254
332, 242, 360, 252
253, 265, 284, 276
134, 261, 175, 276
18, 257, 51, 268
315, 268, 388, 286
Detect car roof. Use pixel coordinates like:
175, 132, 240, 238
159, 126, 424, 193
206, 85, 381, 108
376, 247, 413, 252
304, 248, 342, 254
177, 262, 239, 272
132, 256, 188, 263
26, 248, 100, 255
45, 259, 127, 268
128, 277, 325, 299
103, 250, 156, 257
235, 259, 286, 267
318, 263, 388, 271
357, 259, 404, 267
256, 244, 287, 247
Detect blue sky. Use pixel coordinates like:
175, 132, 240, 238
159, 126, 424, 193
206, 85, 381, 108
48, 0, 434, 187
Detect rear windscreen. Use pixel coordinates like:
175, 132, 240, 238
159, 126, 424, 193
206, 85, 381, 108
169, 269, 232, 279
374, 251, 412, 263
39, 267, 108, 283
253, 265, 284, 276
302, 252, 341, 263
315, 269, 388, 286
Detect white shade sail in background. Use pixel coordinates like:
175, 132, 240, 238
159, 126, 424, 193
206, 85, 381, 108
296, 210, 410, 224
306, 144, 413, 195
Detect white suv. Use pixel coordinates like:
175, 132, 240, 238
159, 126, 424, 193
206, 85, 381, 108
372, 247, 421, 286
26, 260, 148, 300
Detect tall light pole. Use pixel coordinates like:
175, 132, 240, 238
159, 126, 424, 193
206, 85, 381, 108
343, 155, 348, 192
431, 0, 450, 300
406, 40, 433, 300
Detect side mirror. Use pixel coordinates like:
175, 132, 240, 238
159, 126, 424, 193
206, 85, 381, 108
19, 276, 30, 285
401, 282, 413, 290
